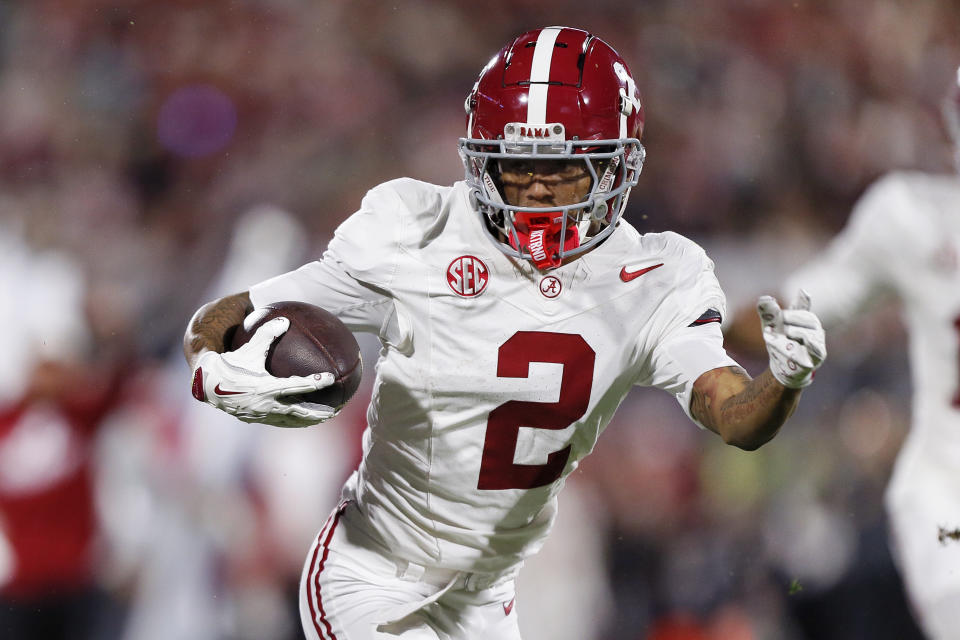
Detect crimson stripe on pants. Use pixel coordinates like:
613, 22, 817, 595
307, 501, 349, 640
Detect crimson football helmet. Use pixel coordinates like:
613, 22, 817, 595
944, 65, 960, 171
458, 26, 646, 270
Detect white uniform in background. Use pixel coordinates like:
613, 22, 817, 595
0, 222, 90, 403
250, 177, 738, 639
784, 171, 960, 640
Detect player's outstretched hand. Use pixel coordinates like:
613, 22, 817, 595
756, 290, 826, 389
190, 317, 339, 427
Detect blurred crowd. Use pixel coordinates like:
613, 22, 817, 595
1, 0, 958, 638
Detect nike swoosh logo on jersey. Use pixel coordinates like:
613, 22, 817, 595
214, 384, 244, 396
503, 598, 516, 616
620, 262, 664, 282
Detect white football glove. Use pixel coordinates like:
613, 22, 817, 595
190, 317, 339, 427
757, 290, 826, 389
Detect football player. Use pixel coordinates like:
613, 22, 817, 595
183, 27, 826, 640
762, 66, 960, 640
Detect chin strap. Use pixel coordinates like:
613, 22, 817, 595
508, 210, 580, 270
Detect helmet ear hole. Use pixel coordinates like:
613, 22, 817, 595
590, 200, 608, 221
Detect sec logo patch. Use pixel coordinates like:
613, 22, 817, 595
447, 255, 489, 297
539, 275, 561, 298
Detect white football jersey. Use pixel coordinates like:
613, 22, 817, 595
784, 172, 960, 462
0, 224, 90, 405
784, 172, 960, 639
250, 178, 737, 575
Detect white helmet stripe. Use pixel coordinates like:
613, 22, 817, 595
526, 27, 561, 124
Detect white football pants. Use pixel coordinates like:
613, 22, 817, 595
299, 501, 522, 640
886, 434, 960, 640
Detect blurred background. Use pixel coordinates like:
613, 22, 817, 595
1, 0, 957, 638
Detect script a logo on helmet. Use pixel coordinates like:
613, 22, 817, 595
447, 255, 489, 297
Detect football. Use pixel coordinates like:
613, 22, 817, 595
230, 301, 362, 408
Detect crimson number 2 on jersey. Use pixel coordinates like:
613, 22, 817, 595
477, 331, 595, 490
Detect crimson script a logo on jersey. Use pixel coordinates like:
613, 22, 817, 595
539, 275, 561, 298
447, 255, 489, 297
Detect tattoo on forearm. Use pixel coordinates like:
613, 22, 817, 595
691, 385, 718, 431
691, 366, 751, 431
720, 369, 789, 424
184, 292, 251, 361
691, 366, 799, 447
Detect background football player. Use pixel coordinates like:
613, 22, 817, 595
725, 66, 960, 640
184, 27, 826, 639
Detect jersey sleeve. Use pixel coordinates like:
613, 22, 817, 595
636, 233, 739, 428
650, 322, 738, 428
783, 173, 907, 328
249, 183, 406, 334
